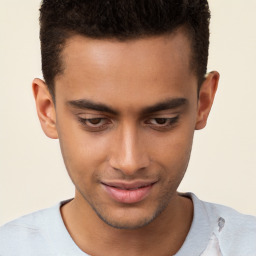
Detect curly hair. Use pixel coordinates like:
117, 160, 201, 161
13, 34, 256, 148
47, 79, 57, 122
39, 0, 211, 97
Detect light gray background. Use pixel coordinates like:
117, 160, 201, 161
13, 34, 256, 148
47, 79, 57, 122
1, 0, 256, 225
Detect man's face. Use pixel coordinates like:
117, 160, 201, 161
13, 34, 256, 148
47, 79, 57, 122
53, 31, 200, 229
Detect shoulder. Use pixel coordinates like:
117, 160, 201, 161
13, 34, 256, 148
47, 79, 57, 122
201, 197, 256, 233
0, 203, 62, 255
0, 206, 52, 235
192, 194, 256, 255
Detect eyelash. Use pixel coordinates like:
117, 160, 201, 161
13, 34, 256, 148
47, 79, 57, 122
145, 116, 179, 130
77, 116, 179, 132
78, 117, 111, 131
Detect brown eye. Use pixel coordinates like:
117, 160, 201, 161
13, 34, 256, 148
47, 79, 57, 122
88, 118, 102, 125
154, 118, 168, 125
149, 118, 169, 125
145, 116, 179, 130
78, 117, 112, 131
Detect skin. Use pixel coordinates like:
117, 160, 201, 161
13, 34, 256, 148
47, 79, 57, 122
33, 29, 219, 256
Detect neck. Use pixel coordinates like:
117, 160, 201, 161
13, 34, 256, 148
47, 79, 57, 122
61, 192, 193, 256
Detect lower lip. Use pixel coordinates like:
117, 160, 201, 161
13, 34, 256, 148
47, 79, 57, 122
102, 184, 153, 204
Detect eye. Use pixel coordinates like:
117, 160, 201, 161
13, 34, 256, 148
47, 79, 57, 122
86, 118, 104, 126
150, 118, 170, 125
78, 117, 112, 131
145, 116, 179, 130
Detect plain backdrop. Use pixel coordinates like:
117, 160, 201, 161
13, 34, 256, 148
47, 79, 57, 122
0, 0, 256, 226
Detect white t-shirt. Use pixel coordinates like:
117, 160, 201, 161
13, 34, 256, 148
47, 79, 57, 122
0, 193, 256, 256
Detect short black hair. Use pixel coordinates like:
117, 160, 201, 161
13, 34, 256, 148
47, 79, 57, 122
39, 0, 211, 98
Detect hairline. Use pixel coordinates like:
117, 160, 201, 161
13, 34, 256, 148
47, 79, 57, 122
49, 25, 201, 101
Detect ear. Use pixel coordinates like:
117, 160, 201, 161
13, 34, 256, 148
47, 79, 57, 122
195, 71, 220, 130
32, 78, 58, 139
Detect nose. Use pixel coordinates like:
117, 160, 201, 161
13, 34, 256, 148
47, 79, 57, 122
109, 123, 150, 176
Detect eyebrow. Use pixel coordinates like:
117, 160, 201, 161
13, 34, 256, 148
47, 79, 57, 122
67, 99, 119, 115
67, 97, 188, 115
141, 98, 188, 115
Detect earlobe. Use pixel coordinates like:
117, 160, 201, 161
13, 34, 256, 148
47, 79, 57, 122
195, 71, 220, 130
32, 78, 58, 139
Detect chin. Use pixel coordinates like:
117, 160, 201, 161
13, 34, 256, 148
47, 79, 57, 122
92, 203, 166, 230
98, 214, 156, 230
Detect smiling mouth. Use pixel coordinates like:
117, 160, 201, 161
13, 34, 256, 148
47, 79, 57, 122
101, 181, 157, 204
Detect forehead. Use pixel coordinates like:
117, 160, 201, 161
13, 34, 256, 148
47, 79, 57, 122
61, 29, 193, 74
55, 30, 197, 109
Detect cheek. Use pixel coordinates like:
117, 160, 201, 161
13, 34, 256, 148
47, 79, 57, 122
148, 125, 195, 173
56, 119, 111, 182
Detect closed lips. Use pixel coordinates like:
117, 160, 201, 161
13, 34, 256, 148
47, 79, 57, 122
101, 181, 157, 190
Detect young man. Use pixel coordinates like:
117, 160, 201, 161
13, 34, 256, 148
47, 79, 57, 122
0, 0, 255, 255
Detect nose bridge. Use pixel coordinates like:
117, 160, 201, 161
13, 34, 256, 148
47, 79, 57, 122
110, 121, 149, 175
